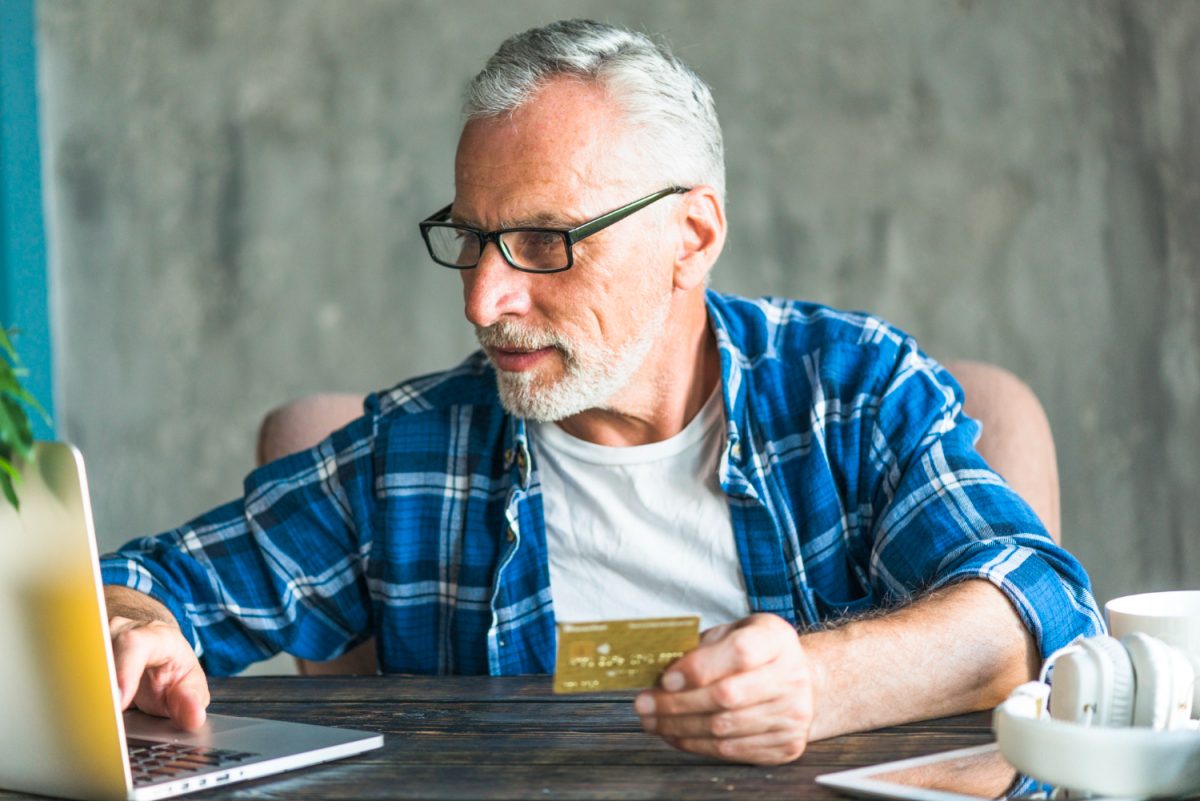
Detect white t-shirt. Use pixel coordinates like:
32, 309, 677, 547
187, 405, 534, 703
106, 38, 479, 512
529, 389, 750, 631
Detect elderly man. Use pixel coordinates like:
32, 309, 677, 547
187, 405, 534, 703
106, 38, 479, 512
102, 19, 1101, 765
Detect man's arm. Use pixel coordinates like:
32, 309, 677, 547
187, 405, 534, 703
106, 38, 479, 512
636, 579, 1038, 765
805, 579, 1038, 736
632, 335, 1099, 765
99, 397, 382, 677
104, 585, 210, 731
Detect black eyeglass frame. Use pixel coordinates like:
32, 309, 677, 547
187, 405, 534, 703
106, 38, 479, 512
418, 186, 690, 274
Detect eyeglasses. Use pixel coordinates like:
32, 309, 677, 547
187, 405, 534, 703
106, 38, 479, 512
418, 186, 689, 274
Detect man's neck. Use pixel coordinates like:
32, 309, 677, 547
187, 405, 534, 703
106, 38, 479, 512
553, 294, 720, 447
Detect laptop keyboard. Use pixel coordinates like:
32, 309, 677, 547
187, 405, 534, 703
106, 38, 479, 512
126, 737, 259, 786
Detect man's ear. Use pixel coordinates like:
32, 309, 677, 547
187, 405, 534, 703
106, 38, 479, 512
673, 186, 726, 291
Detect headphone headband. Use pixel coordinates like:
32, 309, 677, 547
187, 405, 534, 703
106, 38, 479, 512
994, 697, 1200, 798
994, 631, 1200, 799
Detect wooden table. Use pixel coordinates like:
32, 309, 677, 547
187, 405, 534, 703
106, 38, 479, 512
180, 675, 995, 801
0, 675, 995, 800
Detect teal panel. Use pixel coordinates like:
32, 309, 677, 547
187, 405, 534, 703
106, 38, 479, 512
0, 0, 54, 439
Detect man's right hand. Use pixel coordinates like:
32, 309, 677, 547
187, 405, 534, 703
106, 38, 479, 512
104, 588, 210, 731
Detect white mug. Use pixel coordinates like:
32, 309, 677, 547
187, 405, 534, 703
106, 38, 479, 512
1106, 590, 1200, 711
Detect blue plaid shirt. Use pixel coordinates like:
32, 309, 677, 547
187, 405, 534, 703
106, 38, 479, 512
101, 291, 1102, 676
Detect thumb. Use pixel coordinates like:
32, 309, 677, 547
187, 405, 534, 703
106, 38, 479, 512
699, 622, 734, 645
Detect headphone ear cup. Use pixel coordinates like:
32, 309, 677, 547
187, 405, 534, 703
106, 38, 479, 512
1049, 636, 1135, 727
1087, 636, 1136, 727
1164, 646, 1197, 728
1122, 632, 1175, 728
1123, 633, 1190, 733
1118, 632, 1196, 729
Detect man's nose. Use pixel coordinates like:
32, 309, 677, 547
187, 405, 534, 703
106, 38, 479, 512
462, 241, 532, 328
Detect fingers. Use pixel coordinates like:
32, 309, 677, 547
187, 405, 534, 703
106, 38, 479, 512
635, 613, 815, 765
642, 692, 806, 740
642, 659, 781, 717
163, 665, 210, 731
638, 614, 801, 716
109, 616, 209, 731
665, 615, 782, 689
665, 728, 809, 765
109, 616, 152, 710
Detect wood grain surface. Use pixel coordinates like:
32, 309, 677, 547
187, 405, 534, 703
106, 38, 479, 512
0, 676, 996, 800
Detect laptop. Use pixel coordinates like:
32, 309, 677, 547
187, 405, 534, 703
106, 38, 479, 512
0, 442, 383, 801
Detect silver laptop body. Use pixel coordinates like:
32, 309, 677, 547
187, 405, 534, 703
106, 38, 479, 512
0, 442, 383, 801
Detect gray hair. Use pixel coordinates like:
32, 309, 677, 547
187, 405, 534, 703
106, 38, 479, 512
464, 19, 726, 203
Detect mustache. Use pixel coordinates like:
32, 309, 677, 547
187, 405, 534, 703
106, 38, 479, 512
475, 321, 572, 357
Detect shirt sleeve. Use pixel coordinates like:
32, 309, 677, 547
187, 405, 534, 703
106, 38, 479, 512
864, 342, 1104, 657
98, 396, 381, 676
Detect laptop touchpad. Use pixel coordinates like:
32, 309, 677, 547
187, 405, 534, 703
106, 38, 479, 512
124, 710, 257, 741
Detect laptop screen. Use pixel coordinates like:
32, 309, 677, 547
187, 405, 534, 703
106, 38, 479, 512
0, 443, 131, 799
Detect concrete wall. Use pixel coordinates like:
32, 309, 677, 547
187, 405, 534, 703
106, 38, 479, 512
37, 1, 1199, 617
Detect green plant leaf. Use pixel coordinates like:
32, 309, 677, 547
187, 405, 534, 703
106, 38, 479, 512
0, 375, 49, 424
0, 457, 20, 508
0, 328, 16, 362
0, 372, 37, 402
0, 326, 47, 510
0, 397, 21, 445
0, 395, 34, 461
0, 453, 19, 511
1, 474, 18, 510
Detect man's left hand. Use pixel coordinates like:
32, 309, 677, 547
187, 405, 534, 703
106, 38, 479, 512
634, 613, 818, 765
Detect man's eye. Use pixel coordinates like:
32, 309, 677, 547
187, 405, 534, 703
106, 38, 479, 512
527, 233, 560, 249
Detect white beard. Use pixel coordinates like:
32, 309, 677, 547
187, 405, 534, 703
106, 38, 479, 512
476, 294, 671, 423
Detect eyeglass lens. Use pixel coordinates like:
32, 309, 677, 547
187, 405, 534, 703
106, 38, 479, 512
424, 227, 569, 272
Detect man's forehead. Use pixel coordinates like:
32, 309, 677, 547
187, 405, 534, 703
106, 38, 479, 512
455, 113, 609, 183
454, 134, 595, 191
452, 78, 646, 220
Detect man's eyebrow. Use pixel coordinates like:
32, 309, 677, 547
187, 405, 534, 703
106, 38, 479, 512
522, 210, 575, 227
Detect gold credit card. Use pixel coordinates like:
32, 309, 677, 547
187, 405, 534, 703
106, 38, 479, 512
553, 616, 700, 694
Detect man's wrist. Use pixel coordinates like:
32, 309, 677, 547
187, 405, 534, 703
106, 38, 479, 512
103, 584, 179, 628
798, 624, 845, 741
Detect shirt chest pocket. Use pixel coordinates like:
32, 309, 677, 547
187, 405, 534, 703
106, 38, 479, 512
806, 551, 883, 623
800, 524, 878, 622
811, 580, 878, 621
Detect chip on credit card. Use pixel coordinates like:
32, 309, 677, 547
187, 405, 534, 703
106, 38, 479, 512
553, 616, 700, 693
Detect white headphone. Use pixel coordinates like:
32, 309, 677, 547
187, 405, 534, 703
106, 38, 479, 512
993, 632, 1200, 798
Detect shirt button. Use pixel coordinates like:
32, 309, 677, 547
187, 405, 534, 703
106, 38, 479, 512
731, 443, 742, 459
499, 640, 506, 647
506, 528, 516, 543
